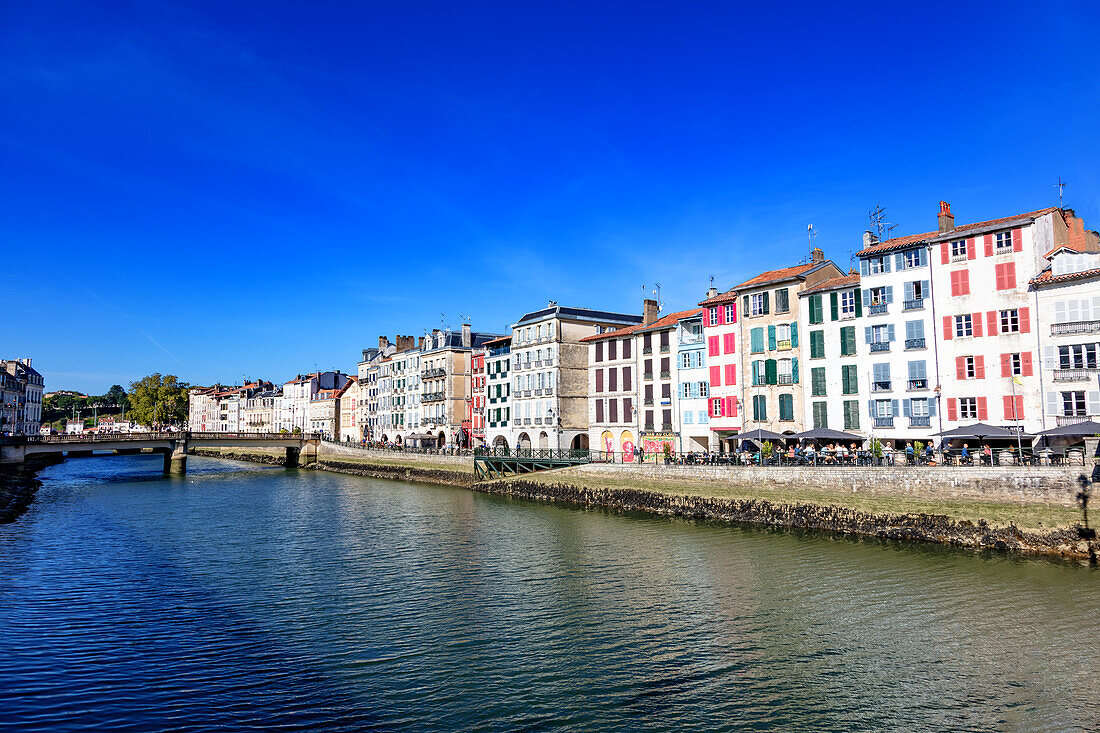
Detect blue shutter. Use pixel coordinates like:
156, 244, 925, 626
887, 324, 895, 342
929, 398, 937, 416
921, 280, 930, 297
768, 325, 776, 350
885, 285, 894, 303
904, 281, 914, 303
790, 322, 798, 347
883, 256, 891, 272
895, 252, 905, 271
891, 399, 899, 417
862, 289, 871, 308
903, 399, 912, 417
792, 357, 799, 384
860, 259, 869, 276
864, 326, 873, 344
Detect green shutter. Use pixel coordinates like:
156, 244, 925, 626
810, 330, 824, 359
812, 367, 826, 396
751, 327, 764, 353
768, 325, 776, 350
792, 357, 799, 384
854, 288, 863, 318
765, 359, 777, 385
831, 292, 839, 321
790, 322, 798, 348
841, 326, 856, 356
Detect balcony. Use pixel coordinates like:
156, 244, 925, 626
903, 299, 924, 311
660, 423, 672, 431
869, 303, 888, 315
909, 416, 931, 427
905, 338, 926, 350
679, 335, 704, 345
907, 379, 928, 390
659, 345, 670, 354
520, 389, 532, 397
873, 416, 894, 428
659, 370, 671, 379
642, 347, 652, 355
488, 346, 511, 357
643, 398, 653, 406
870, 342, 890, 353
644, 372, 653, 381
777, 374, 794, 385
422, 392, 446, 403
1054, 368, 1098, 382
1057, 414, 1090, 427
951, 252, 968, 263
644, 423, 655, 431
1051, 321, 1100, 336
534, 417, 543, 425
421, 368, 446, 380
776, 340, 792, 351
871, 380, 892, 393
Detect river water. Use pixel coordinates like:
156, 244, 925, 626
1, 456, 1098, 732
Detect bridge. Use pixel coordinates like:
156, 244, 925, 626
473, 448, 590, 480
0, 432, 322, 474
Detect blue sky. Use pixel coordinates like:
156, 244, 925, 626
3, 1, 1099, 394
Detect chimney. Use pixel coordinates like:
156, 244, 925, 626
938, 201, 955, 232
863, 230, 877, 248
706, 286, 718, 299
643, 298, 659, 326
461, 322, 471, 348
418, 336, 426, 350
810, 247, 824, 263
378, 335, 390, 350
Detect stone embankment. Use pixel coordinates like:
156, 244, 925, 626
472, 477, 1089, 560
1, 469, 42, 523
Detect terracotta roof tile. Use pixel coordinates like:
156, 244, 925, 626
1030, 267, 1100, 286
580, 308, 702, 342
731, 262, 819, 291
799, 273, 860, 296
856, 207, 1060, 256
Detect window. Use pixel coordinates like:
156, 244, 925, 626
1059, 344, 1099, 369
725, 304, 735, 323
808, 294, 824, 324
683, 411, 693, 424
809, 330, 825, 359
870, 324, 889, 344
775, 288, 790, 313
870, 286, 888, 305
843, 400, 860, 430
748, 293, 768, 316
709, 307, 718, 326
872, 362, 891, 391
995, 231, 1013, 251
712, 398, 723, 417
902, 249, 926, 269
811, 367, 826, 396
1000, 309, 1020, 333
812, 402, 828, 428
951, 240, 968, 259
840, 326, 856, 357
840, 290, 856, 318
1062, 391, 1087, 416
866, 257, 885, 275
1009, 353, 1022, 376
950, 269, 970, 296
778, 394, 794, 421
995, 262, 1016, 291
750, 328, 765, 353
963, 356, 976, 379
959, 397, 979, 419
752, 395, 766, 421
752, 360, 765, 386
955, 315, 973, 337
841, 364, 858, 394
775, 323, 792, 349
777, 358, 795, 385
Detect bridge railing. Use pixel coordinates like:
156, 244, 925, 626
5, 431, 322, 445
473, 447, 591, 461
188, 432, 321, 441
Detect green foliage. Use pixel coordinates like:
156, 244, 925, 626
914, 440, 924, 453
762, 440, 774, 457
127, 373, 190, 427
870, 438, 884, 458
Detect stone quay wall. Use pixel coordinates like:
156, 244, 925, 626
317, 441, 470, 469
566, 463, 1087, 507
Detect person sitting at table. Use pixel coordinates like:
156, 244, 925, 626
837, 443, 849, 462
924, 441, 935, 464
905, 442, 915, 465
982, 444, 993, 465
805, 443, 816, 462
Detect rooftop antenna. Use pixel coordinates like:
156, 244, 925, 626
459, 314, 470, 324
868, 204, 897, 241
653, 283, 663, 312
1055, 177, 1067, 207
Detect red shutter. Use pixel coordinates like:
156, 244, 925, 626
972, 313, 984, 337
975, 355, 985, 379
724, 333, 736, 354
730, 397, 738, 417
955, 356, 966, 380
967, 237, 977, 260
717, 306, 725, 325
1021, 352, 1033, 376
709, 365, 721, 387
947, 398, 958, 421
1003, 395, 1023, 420
1006, 262, 1016, 289
725, 364, 737, 385
1012, 228, 1023, 252
950, 271, 959, 295
708, 336, 719, 356
1003, 395, 1012, 419
961, 270, 970, 295
977, 396, 988, 420
943, 316, 954, 340
987, 310, 999, 336
1019, 307, 1030, 333
595, 400, 604, 423
1000, 353, 1011, 377
984, 234, 993, 257
730, 301, 737, 322
940, 242, 950, 264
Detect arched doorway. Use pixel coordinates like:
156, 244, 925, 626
538, 432, 549, 450
395, 435, 403, 445
381, 433, 389, 443
518, 432, 531, 450
437, 431, 446, 446
571, 434, 589, 451
493, 435, 509, 450
621, 430, 636, 463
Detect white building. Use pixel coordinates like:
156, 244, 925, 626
484, 335, 513, 450
1, 359, 44, 435
278, 371, 350, 433
674, 309, 710, 452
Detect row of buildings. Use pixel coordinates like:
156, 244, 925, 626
188, 202, 1100, 454
1, 358, 44, 436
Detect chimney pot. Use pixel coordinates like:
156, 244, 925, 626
938, 201, 955, 233
811, 247, 824, 263
863, 230, 877, 247
706, 286, 718, 298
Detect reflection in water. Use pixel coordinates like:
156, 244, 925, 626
1, 455, 1097, 732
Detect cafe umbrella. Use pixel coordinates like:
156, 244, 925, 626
934, 422, 1027, 461
790, 427, 864, 444
1034, 420, 1100, 439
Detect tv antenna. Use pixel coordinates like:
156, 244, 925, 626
459, 314, 470, 324
1054, 178, 1067, 207
869, 204, 897, 241
652, 283, 663, 312
807, 224, 817, 254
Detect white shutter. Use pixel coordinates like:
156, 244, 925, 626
1043, 346, 1058, 371
1054, 300, 1067, 323
1089, 391, 1100, 416
1046, 391, 1061, 416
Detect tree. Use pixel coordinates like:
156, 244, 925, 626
127, 373, 190, 427
105, 384, 127, 408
